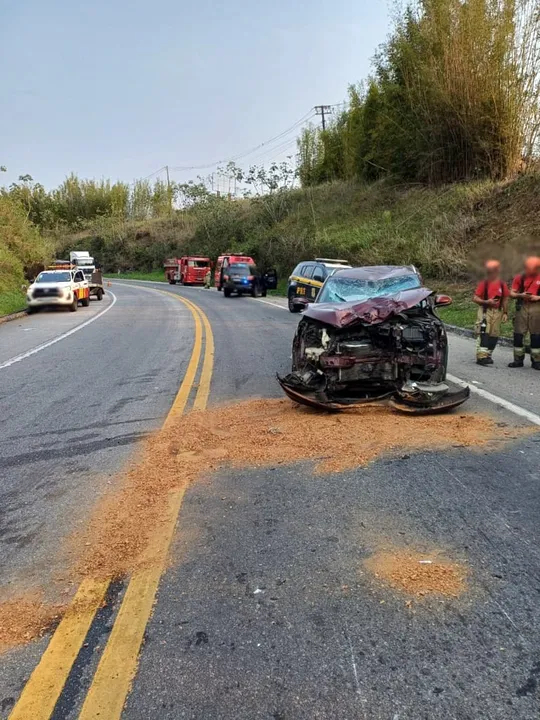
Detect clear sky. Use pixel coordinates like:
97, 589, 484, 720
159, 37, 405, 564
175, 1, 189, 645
1, 0, 389, 190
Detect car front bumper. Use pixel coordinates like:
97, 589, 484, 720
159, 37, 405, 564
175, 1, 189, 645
27, 295, 73, 307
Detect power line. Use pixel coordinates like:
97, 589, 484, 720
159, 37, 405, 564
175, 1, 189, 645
169, 109, 315, 172
244, 138, 298, 165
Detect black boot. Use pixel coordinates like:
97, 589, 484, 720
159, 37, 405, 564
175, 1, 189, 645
476, 358, 490, 366
486, 357, 494, 364
508, 359, 524, 368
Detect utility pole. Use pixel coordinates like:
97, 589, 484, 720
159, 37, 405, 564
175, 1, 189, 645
314, 105, 333, 131
165, 165, 172, 215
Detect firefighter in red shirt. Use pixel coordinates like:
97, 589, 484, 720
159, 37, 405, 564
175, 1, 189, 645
508, 256, 540, 370
473, 260, 509, 366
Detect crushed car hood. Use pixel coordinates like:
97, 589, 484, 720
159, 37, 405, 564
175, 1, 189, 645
304, 288, 433, 328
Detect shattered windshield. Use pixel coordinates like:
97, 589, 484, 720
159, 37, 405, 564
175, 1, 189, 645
317, 274, 421, 304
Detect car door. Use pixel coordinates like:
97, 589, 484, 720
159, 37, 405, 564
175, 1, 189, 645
310, 265, 326, 302
219, 257, 230, 289
263, 268, 278, 291
296, 263, 313, 301
74, 270, 87, 300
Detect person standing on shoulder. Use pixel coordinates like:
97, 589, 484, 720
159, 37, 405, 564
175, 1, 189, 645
204, 268, 212, 289
473, 260, 509, 366
508, 256, 540, 370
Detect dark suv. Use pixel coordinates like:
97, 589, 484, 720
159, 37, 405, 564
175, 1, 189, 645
287, 258, 351, 313
223, 263, 277, 298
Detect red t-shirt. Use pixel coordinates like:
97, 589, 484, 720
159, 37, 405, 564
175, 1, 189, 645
475, 279, 509, 308
511, 273, 540, 296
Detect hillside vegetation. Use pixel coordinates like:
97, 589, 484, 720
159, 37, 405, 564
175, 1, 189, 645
298, 0, 540, 186
0, 195, 51, 315
59, 172, 540, 283
2, 0, 539, 319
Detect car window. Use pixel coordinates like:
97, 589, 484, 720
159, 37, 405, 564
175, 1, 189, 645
75, 272, 84, 282
312, 266, 325, 283
292, 264, 303, 276
303, 264, 314, 279
228, 263, 250, 275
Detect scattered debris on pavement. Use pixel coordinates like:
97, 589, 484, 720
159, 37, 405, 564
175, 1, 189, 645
364, 548, 467, 598
0, 597, 65, 653
0, 398, 533, 650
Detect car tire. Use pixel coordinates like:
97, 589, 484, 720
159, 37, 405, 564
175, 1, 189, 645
224, 288, 231, 298
69, 297, 78, 312
288, 291, 301, 313
27, 307, 36, 315
261, 288, 267, 297
97, 289, 103, 301
82, 295, 90, 307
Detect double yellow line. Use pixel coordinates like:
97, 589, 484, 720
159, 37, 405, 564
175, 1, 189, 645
10, 290, 214, 720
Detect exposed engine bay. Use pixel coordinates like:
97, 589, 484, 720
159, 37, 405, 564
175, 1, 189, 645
278, 287, 469, 414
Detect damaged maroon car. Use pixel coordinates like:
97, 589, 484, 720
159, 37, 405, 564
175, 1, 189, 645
278, 265, 470, 413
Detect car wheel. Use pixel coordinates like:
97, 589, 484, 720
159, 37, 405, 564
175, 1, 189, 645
27, 307, 36, 315
224, 288, 231, 298
97, 289, 103, 301
288, 291, 301, 313
69, 297, 78, 312
82, 295, 90, 307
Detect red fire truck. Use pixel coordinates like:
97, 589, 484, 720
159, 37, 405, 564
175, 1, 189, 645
164, 256, 212, 285
215, 254, 255, 291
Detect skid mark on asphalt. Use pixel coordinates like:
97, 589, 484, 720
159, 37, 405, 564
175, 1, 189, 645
0, 432, 148, 469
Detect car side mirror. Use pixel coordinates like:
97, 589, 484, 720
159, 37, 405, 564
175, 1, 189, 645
435, 294, 452, 307
313, 271, 324, 283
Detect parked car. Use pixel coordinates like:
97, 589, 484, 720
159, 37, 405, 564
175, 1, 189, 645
223, 263, 277, 298
26, 268, 90, 313
278, 265, 469, 414
287, 258, 352, 313
215, 254, 255, 291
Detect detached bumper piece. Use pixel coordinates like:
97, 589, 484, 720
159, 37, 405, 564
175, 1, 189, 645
277, 375, 470, 414
389, 381, 470, 414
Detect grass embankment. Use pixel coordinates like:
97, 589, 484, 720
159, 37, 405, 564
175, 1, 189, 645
111, 270, 165, 282
0, 291, 26, 317
0, 196, 51, 318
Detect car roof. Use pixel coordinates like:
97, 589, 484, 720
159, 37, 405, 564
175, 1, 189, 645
330, 265, 419, 280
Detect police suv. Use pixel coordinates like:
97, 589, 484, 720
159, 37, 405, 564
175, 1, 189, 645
287, 258, 352, 313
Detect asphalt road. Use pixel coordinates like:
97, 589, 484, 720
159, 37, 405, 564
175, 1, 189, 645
1, 280, 540, 720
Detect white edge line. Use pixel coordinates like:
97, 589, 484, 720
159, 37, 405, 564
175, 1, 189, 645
447, 373, 540, 426
254, 298, 288, 310
0, 292, 118, 370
